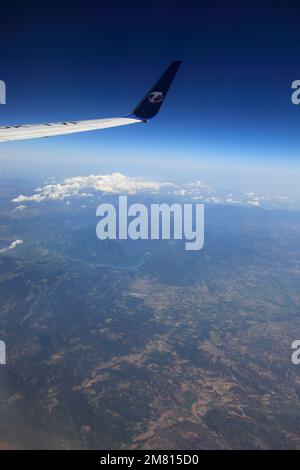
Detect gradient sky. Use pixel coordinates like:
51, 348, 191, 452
0, 1, 300, 200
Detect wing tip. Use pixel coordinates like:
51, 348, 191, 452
132, 60, 181, 120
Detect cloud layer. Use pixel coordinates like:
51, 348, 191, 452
12, 173, 171, 203
11, 173, 292, 209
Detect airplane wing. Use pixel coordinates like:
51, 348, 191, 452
0, 61, 181, 142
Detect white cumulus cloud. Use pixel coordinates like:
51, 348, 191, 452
12, 173, 172, 203
0, 239, 23, 253
246, 200, 261, 207
11, 173, 292, 210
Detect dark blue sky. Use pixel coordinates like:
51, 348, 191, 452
0, 0, 300, 189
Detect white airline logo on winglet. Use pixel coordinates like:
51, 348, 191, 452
148, 91, 164, 103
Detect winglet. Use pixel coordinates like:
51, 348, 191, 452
130, 61, 181, 120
